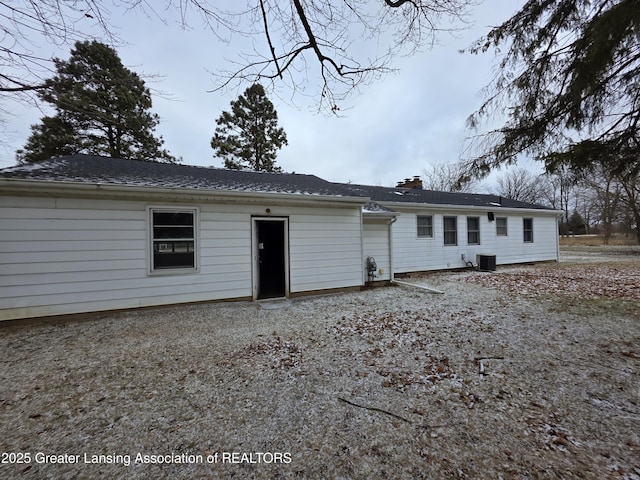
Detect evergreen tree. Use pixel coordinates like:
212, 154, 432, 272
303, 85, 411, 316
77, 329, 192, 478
465, 0, 640, 178
211, 83, 287, 172
568, 210, 587, 235
18, 40, 176, 163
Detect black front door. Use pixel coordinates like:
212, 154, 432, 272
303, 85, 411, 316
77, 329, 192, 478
256, 220, 286, 299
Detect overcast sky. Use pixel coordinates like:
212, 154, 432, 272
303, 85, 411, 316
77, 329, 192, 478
0, 1, 536, 189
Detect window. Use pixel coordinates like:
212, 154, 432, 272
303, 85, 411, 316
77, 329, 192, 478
523, 218, 534, 243
417, 215, 433, 238
496, 217, 508, 236
150, 208, 197, 272
467, 217, 480, 245
443, 216, 457, 246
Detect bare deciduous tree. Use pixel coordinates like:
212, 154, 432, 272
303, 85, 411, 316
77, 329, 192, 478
541, 167, 576, 236
571, 185, 598, 235
421, 160, 483, 193
492, 167, 544, 204
0, 1, 233, 96
616, 167, 640, 244
543, 162, 639, 243
576, 165, 623, 243
1, 1, 474, 114
212, 0, 473, 111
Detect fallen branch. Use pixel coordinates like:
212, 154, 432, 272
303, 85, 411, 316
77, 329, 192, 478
337, 396, 453, 430
337, 396, 411, 423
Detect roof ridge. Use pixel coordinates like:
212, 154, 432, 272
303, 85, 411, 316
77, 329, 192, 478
56, 154, 326, 180
333, 180, 553, 210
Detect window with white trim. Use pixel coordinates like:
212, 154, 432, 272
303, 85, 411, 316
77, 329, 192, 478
443, 216, 457, 246
417, 215, 433, 238
496, 217, 508, 236
467, 216, 480, 245
523, 218, 534, 243
150, 208, 198, 272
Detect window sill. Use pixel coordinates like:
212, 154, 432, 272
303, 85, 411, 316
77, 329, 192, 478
149, 268, 199, 276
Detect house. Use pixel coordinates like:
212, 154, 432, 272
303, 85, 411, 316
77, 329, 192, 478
0, 155, 559, 321
341, 177, 560, 274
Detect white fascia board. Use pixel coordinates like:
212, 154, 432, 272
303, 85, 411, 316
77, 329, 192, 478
362, 211, 400, 223
362, 211, 399, 218
0, 178, 369, 208
379, 201, 562, 216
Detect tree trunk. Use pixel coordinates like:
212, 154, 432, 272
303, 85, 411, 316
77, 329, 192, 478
632, 207, 640, 245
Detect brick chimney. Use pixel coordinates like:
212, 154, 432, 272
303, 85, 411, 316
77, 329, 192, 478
396, 175, 423, 189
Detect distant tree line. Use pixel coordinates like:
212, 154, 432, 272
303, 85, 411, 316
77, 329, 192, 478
422, 161, 640, 244
491, 167, 640, 244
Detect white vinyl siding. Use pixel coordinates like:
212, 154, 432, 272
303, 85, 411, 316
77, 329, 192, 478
0, 198, 250, 320
391, 209, 558, 273
0, 196, 365, 320
289, 209, 363, 292
363, 221, 392, 281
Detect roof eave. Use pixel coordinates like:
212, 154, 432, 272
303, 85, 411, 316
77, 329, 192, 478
378, 200, 562, 215
0, 178, 369, 207
362, 211, 399, 220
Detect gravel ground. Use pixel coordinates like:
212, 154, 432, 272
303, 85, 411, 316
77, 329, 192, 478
1, 247, 639, 479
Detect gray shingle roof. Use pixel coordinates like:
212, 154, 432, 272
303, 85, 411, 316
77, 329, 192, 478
0, 154, 554, 210
0, 154, 349, 197
338, 182, 552, 210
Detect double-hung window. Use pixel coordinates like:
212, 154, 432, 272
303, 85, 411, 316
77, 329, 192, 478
443, 216, 457, 246
496, 217, 508, 236
417, 215, 433, 238
523, 218, 534, 243
149, 208, 198, 273
467, 217, 480, 245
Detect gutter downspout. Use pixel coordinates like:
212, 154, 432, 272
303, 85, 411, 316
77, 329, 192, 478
360, 208, 365, 287
555, 212, 563, 262
389, 216, 397, 283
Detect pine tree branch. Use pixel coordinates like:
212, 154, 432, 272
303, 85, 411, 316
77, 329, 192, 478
0, 73, 46, 92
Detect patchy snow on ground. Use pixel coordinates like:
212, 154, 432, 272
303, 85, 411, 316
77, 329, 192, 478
1, 247, 639, 479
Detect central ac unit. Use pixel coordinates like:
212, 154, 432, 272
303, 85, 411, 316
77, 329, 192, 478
476, 254, 496, 272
